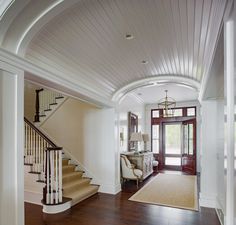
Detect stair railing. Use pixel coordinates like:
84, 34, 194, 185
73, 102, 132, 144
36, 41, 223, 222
24, 117, 57, 178
24, 117, 64, 205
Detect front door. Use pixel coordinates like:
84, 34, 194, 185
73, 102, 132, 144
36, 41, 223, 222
163, 123, 182, 170
182, 119, 196, 175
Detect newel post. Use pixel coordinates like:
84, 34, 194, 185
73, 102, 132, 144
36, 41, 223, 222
34, 88, 43, 122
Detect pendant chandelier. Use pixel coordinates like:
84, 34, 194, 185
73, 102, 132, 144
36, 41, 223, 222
158, 90, 176, 117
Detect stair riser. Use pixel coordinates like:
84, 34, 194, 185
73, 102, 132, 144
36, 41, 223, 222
71, 188, 99, 206
62, 174, 83, 184
62, 166, 76, 174
62, 159, 69, 166
63, 180, 91, 195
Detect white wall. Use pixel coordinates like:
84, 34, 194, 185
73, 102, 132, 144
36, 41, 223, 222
215, 100, 226, 213
145, 100, 201, 172
200, 100, 220, 208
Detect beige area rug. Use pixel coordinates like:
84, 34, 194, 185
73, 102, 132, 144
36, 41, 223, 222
129, 173, 198, 211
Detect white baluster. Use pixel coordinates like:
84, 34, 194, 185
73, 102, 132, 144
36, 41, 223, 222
53, 92, 56, 103
34, 130, 37, 172
50, 150, 54, 204
55, 151, 58, 204
42, 141, 46, 181
59, 150, 62, 202
38, 135, 40, 172
30, 127, 33, 164
46, 150, 50, 204
25, 124, 27, 163
40, 137, 43, 174
42, 91, 45, 114
27, 125, 29, 163
47, 90, 50, 110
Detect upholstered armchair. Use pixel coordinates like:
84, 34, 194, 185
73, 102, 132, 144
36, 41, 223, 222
120, 155, 143, 188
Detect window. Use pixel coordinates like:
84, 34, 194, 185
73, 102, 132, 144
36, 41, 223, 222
187, 108, 196, 116
163, 108, 183, 117
152, 110, 160, 118
152, 124, 159, 153
174, 109, 183, 117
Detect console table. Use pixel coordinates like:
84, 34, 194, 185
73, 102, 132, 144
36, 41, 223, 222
125, 152, 153, 180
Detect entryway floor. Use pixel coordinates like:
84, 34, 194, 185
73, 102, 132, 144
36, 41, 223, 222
25, 173, 220, 225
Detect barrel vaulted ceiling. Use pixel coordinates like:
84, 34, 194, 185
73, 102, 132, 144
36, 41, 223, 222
0, 0, 232, 105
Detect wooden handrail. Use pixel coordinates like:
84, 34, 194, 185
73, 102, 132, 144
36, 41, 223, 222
24, 117, 57, 147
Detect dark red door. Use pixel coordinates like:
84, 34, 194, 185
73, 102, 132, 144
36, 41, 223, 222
182, 119, 196, 175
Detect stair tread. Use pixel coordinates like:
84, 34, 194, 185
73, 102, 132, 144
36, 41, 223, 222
62, 165, 75, 169
55, 96, 64, 99
64, 185, 99, 202
29, 171, 41, 174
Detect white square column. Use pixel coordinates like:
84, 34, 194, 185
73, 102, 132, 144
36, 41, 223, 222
0, 64, 24, 225
224, 18, 235, 225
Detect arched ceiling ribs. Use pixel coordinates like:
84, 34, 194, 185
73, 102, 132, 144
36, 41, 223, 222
1, 0, 80, 55
112, 75, 201, 104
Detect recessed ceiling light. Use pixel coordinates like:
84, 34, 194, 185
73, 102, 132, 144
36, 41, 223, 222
125, 34, 134, 40
141, 60, 148, 64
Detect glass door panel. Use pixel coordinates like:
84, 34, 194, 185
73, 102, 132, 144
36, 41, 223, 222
165, 124, 181, 154
165, 157, 181, 166
164, 123, 182, 169
152, 124, 159, 153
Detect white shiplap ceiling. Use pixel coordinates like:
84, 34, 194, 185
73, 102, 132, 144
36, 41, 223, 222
25, 0, 229, 103
132, 83, 199, 104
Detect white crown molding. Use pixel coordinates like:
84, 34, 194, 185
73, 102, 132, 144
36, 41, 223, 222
0, 47, 114, 107
112, 75, 201, 104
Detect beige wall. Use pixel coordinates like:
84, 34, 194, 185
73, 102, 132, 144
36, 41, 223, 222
40, 98, 119, 193
41, 98, 97, 160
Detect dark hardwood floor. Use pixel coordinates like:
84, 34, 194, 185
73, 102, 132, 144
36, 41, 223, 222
25, 172, 220, 225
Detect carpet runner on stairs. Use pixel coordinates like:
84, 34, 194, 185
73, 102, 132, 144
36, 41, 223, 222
62, 158, 99, 206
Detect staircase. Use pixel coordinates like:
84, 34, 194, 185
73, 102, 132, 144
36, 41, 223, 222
24, 88, 99, 213
34, 88, 66, 125
61, 159, 99, 206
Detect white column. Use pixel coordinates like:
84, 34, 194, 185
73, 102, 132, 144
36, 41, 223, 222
224, 19, 235, 225
0, 66, 24, 225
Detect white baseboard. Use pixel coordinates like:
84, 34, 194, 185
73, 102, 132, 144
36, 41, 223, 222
199, 192, 217, 208
24, 190, 42, 205
99, 183, 121, 194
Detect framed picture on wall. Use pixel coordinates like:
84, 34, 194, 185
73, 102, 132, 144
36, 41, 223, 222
128, 112, 138, 151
